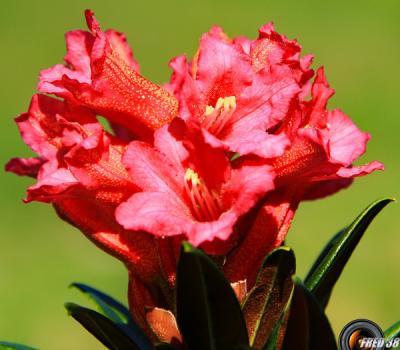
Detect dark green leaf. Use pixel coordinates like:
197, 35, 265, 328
305, 229, 343, 281
176, 242, 249, 350
65, 302, 141, 350
281, 279, 337, 350
304, 198, 393, 308
0, 342, 38, 350
385, 320, 400, 340
242, 247, 295, 349
70, 282, 131, 324
70, 283, 152, 350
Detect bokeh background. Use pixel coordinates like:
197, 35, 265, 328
0, 0, 399, 348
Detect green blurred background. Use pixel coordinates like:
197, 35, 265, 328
0, 0, 399, 348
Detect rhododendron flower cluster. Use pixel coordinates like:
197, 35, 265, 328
6, 10, 382, 333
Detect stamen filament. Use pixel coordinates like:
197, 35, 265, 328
184, 168, 223, 222
184, 179, 205, 221
202, 96, 237, 136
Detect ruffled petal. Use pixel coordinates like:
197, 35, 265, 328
26, 165, 78, 203
304, 67, 334, 128
326, 109, 371, 166
65, 30, 94, 75
14, 94, 98, 159
337, 161, 384, 178
5, 157, 44, 177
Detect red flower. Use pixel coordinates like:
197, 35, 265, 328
116, 119, 275, 250
39, 10, 178, 141
272, 67, 383, 193
6, 94, 163, 284
224, 68, 383, 286
165, 24, 308, 158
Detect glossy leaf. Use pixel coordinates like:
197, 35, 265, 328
304, 198, 393, 308
0, 342, 38, 350
281, 279, 337, 350
65, 302, 141, 350
176, 242, 249, 350
305, 230, 343, 281
70, 283, 152, 350
70, 282, 130, 324
384, 320, 400, 341
242, 247, 295, 349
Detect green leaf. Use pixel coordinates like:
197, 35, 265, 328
305, 229, 343, 281
0, 342, 38, 350
70, 282, 131, 324
65, 302, 141, 350
242, 247, 295, 349
70, 283, 152, 350
304, 198, 394, 308
281, 279, 337, 350
385, 320, 400, 340
176, 242, 249, 350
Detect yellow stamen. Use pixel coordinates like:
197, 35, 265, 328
213, 96, 236, 112
202, 96, 237, 135
184, 168, 200, 186
184, 168, 222, 222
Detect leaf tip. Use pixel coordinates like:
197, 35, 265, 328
64, 302, 78, 315
69, 282, 80, 289
181, 241, 195, 253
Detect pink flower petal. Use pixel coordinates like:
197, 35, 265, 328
326, 109, 371, 166
123, 141, 183, 195
337, 161, 384, 178
116, 192, 190, 236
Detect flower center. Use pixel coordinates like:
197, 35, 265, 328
202, 96, 236, 136
184, 168, 223, 222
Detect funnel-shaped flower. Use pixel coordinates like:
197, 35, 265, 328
224, 68, 383, 286
167, 27, 300, 158
39, 10, 178, 141
271, 67, 383, 193
116, 119, 275, 249
6, 94, 163, 284
166, 24, 307, 159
